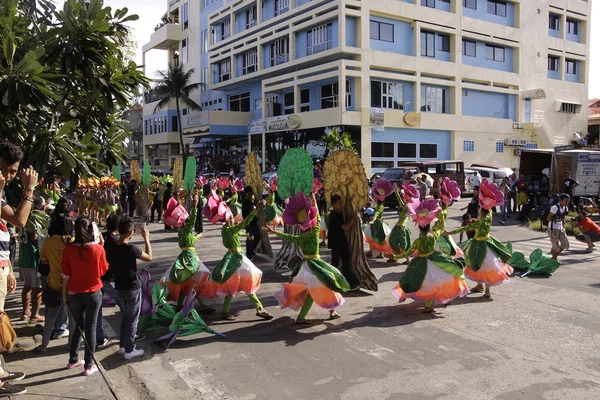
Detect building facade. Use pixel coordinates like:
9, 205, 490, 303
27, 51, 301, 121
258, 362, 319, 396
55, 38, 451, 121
142, 0, 591, 175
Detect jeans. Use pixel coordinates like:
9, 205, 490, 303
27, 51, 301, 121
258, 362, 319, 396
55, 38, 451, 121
40, 275, 68, 336
331, 246, 359, 288
500, 199, 510, 222
96, 281, 120, 342
114, 289, 142, 353
68, 291, 102, 369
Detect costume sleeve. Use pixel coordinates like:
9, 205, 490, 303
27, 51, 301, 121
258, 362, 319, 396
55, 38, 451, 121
394, 241, 418, 260
395, 190, 404, 207
272, 230, 304, 245
373, 204, 384, 220
451, 218, 479, 234
233, 208, 258, 233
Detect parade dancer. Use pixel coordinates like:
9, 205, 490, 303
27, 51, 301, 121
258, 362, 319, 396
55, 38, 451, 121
161, 196, 212, 309
264, 178, 284, 230
392, 199, 469, 313
202, 198, 273, 321
388, 185, 413, 264
263, 193, 350, 324
227, 178, 244, 224
433, 178, 463, 257
445, 180, 513, 298
363, 179, 394, 259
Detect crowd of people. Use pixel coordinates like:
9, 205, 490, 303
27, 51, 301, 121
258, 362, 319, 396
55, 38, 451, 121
0, 139, 598, 397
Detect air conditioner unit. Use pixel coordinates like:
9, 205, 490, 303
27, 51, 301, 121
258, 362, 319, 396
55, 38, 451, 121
504, 138, 520, 146
518, 139, 528, 146
513, 148, 522, 157
513, 122, 522, 129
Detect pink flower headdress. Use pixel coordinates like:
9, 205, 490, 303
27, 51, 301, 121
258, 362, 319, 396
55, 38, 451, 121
283, 192, 318, 231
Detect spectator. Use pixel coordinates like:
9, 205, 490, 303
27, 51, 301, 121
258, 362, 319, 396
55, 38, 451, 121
516, 185, 537, 222
546, 194, 570, 261
461, 186, 480, 219
127, 180, 138, 218
498, 178, 510, 225
563, 171, 579, 210
104, 216, 152, 360
0, 141, 39, 397
163, 182, 173, 232
507, 173, 518, 213
61, 217, 108, 376
415, 177, 429, 201
149, 182, 163, 223
472, 171, 481, 188
459, 213, 477, 243
574, 212, 600, 253
35, 214, 74, 354
538, 175, 550, 203
18, 207, 44, 322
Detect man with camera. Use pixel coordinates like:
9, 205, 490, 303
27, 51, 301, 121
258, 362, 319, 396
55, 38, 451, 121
546, 194, 571, 261
573, 212, 600, 253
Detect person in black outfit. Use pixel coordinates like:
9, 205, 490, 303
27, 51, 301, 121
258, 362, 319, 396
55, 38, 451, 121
149, 182, 163, 223
162, 182, 173, 231
241, 186, 260, 260
461, 186, 480, 219
517, 185, 538, 222
127, 179, 137, 218
563, 171, 579, 211
328, 195, 359, 290
194, 188, 203, 235
119, 179, 128, 215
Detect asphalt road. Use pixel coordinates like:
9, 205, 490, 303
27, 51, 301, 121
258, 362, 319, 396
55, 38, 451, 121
19, 199, 600, 400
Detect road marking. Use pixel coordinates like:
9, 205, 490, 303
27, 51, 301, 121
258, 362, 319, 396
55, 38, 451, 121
170, 358, 228, 400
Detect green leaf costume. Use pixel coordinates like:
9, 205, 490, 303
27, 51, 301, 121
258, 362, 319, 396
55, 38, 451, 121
169, 208, 201, 284
277, 149, 314, 198
370, 203, 387, 245
389, 191, 412, 254
264, 191, 283, 223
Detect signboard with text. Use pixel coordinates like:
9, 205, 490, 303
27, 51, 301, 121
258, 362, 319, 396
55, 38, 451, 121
575, 153, 600, 196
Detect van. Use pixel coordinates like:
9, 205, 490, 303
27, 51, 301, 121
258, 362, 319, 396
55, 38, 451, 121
469, 166, 512, 186
381, 160, 465, 207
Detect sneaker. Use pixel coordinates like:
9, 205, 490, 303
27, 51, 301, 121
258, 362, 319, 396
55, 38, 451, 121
134, 334, 145, 342
117, 347, 126, 355
96, 338, 110, 348
0, 372, 25, 382
66, 360, 84, 369
53, 329, 69, 339
83, 365, 98, 376
0, 382, 27, 397
124, 348, 144, 360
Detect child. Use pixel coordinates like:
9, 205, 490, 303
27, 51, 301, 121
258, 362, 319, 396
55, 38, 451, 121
104, 216, 153, 360
328, 195, 360, 290
459, 213, 477, 243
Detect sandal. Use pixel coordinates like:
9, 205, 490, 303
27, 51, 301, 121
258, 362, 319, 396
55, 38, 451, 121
469, 286, 484, 293
423, 307, 434, 313
256, 309, 274, 320
329, 311, 342, 320
33, 346, 47, 355
220, 312, 236, 321
29, 317, 45, 324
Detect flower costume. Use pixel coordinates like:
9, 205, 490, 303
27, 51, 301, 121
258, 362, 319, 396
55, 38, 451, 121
449, 181, 513, 290
364, 179, 394, 255
269, 194, 350, 319
388, 190, 412, 255
392, 199, 469, 308
265, 192, 284, 227
161, 207, 212, 306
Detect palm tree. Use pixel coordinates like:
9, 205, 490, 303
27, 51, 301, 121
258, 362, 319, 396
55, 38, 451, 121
153, 63, 201, 161
322, 126, 357, 158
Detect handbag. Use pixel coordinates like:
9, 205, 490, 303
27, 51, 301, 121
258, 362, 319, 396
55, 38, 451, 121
0, 312, 16, 352
42, 287, 62, 308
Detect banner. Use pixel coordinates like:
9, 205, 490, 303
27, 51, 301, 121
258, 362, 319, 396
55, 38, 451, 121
248, 119, 266, 134
370, 108, 384, 131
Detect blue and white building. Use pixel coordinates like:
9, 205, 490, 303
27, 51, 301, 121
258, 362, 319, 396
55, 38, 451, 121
142, 0, 591, 174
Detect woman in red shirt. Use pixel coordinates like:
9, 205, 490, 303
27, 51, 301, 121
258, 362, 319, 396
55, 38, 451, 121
61, 217, 108, 376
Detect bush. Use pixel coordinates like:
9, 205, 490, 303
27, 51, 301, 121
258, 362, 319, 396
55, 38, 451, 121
525, 212, 581, 236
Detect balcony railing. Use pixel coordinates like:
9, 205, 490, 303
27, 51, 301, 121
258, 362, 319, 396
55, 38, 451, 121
144, 89, 169, 104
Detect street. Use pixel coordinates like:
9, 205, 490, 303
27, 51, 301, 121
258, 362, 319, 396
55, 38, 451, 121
6, 198, 600, 400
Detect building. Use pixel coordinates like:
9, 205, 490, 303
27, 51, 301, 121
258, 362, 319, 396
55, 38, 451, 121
142, 0, 591, 175
123, 107, 144, 164
589, 99, 600, 147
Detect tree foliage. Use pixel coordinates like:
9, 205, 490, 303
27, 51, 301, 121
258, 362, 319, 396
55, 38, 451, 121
0, 0, 150, 179
322, 127, 357, 156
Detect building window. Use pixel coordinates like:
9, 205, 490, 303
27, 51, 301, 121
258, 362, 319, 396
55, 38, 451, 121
284, 92, 294, 115
203, 0, 217, 10
462, 40, 476, 57
182, 2, 189, 30
229, 92, 251, 112
548, 56, 559, 72
464, 0, 476, 9
345, 79, 352, 108
321, 82, 338, 109
242, 49, 257, 75
221, 19, 231, 40
485, 44, 505, 62
370, 21, 394, 42
182, 108, 188, 116
421, 0, 435, 7
200, 67, 208, 92
560, 103, 577, 113
200, 29, 208, 54
420, 144, 437, 159
300, 88, 310, 112
371, 143, 394, 158
421, 86, 446, 113
487, 0, 507, 17
463, 140, 475, 152
438, 34, 450, 52
172, 116, 178, 132
420, 31, 435, 58
525, 143, 538, 149
270, 38, 289, 66
565, 59, 576, 74
275, 0, 290, 16
566, 18, 578, 35
246, 6, 257, 29
181, 38, 188, 64
549, 14, 560, 31
398, 143, 417, 158
496, 142, 504, 153
215, 59, 231, 83
144, 120, 148, 135
307, 23, 333, 56
371, 81, 403, 110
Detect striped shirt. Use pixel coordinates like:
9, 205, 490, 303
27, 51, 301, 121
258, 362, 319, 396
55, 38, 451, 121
0, 198, 9, 268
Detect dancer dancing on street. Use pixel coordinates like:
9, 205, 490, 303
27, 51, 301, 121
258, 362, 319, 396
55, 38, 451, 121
392, 199, 469, 313
433, 178, 463, 257
388, 184, 414, 265
263, 193, 349, 324
364, 179, 394, 259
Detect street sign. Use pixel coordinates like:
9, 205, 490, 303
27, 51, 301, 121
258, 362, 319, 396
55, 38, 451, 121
554, 145, 575, 152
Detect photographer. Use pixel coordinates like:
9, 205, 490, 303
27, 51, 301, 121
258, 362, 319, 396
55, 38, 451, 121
573, 212, 600, 253
546, 194, 571, 261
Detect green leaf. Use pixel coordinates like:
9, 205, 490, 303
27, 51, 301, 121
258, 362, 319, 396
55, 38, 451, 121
400, 257, 428, 293
508, 252, 530, 272
466, 240, 487, 271
529, 248, 544, 264
3, 37, 15, 66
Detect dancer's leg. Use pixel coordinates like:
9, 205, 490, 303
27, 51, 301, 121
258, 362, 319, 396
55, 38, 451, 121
424, 298, 435, 313
248, 294, 273, 320
296, 294, 314, 323
221, 295, 235, 320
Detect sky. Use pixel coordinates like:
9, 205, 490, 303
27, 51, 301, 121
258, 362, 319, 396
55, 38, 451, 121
59, 0, 600, 98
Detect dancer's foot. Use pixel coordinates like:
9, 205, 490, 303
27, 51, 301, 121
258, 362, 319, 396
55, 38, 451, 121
295, 319, 313, 325
470, 284, 484, 293
220, 312, 236, 321
484, 286, 491, 298
256, 308, 273, 320
423, 307, 434, 313
329, 310, 342, 320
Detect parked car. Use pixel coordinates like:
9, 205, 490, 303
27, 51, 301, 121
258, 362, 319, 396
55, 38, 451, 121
469, 166, 512, 186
